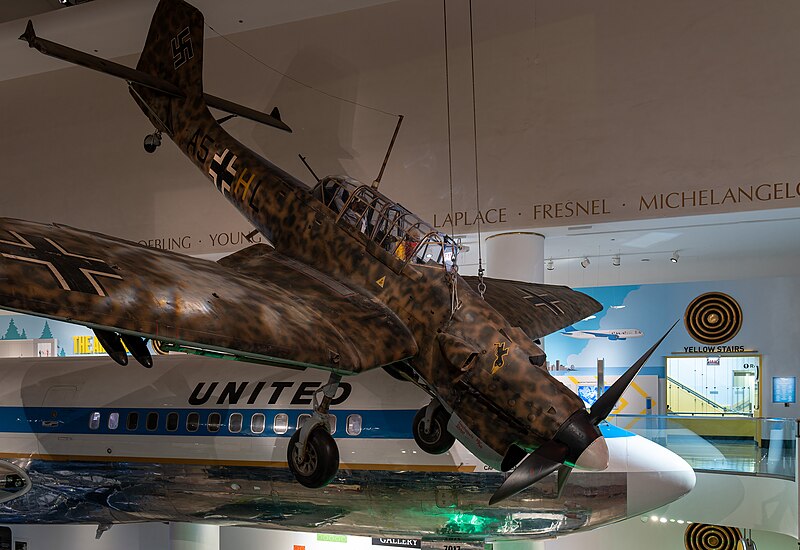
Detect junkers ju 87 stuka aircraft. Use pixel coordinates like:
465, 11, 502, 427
4, 0, 677, 506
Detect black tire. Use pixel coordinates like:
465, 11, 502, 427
287, 426, 340, 488
412, 406, 455, 455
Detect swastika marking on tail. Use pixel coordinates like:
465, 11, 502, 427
171, 27, 194, 69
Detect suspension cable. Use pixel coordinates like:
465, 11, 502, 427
205, 24, 399, 119
443, 0, 455, 239
468, 0, 486, 298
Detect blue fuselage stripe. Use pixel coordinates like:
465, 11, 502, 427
0, 407, 635, 440
7, 407, 416, 439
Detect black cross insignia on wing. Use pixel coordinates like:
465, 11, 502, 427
0, 231, 122, 296
171, 27, 194, 69
209, 148, 238, 195
520, 289, 565, 316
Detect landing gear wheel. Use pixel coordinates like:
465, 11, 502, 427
287, 427, 339, 488
412, 406, 455, 455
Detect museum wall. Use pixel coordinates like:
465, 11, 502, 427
0, 521, 168, 550
2, 0, 800, 257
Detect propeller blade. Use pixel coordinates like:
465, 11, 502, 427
489, 440, 567, 505
500, 444, 528, 472
555, 465, 572, 498
589, 320, 679, 424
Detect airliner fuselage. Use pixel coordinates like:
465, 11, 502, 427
0, 355, 694, 542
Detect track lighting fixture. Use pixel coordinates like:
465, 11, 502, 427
670, 251, 679, 263
546, 259, 554, 271
612, 255, 620, 267
580, 257, 590, 269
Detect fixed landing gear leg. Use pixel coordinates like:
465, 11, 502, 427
413, 399, 455, 455
287, 372, 341, 488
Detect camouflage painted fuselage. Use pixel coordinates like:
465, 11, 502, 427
125, 0, 593, 465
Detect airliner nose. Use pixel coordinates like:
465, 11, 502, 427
574, 436, 609, 471
625, 435, 696, 515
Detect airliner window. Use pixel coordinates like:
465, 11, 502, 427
273, 413, 289, 435
186, 412, 200, 432
346, 414, 362, 436
297, 413, 311, 430
229, 413, 243, 433
207, 412, 221, 433
126, 412, 139, 431
166, 412, 179, 432
108, 412, 119, 430
329, 415, 337, 435
146, 412, 158, 432
89, 411, 101, 430
251, 413, 265, 434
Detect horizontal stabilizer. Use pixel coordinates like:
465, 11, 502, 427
205, 94, 291, 133
20, 20, 291, 133
20, 20, 183, 97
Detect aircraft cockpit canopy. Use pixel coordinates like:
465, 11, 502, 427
314, 176, 458, 271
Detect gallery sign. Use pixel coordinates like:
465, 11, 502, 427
371, 538, 422, 548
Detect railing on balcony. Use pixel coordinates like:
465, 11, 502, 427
607, 414, 796, 480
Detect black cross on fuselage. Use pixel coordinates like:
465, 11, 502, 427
0, 231, 122, 296
209, 148, 238, 196
519, 288, 565, 316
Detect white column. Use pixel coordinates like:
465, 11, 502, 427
170, 523, 219, 550
485, 231, 545, 283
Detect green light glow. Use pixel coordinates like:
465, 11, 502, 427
442, 513, 493, 535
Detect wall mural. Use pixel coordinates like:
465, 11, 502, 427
0, 314, 95, 358
541, 275, 798, 417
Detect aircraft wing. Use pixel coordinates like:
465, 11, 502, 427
0, 218, 417, 373
461, 276, 602, 341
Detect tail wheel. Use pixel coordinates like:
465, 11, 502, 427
287, 427, 339, 488
412, 406, 455, 455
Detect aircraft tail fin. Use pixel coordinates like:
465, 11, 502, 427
563, 326, 577, 333
128, 0, 204, 134
135, 0, 205, 101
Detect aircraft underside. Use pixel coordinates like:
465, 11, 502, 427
0, 459, 627, 541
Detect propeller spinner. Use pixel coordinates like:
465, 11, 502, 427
489, 320, 679, 505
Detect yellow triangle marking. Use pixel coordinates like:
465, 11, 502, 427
376, 276, 386, 288
630, 381, 649, 398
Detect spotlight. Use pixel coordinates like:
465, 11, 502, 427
612, 255, 620, 267
670, 251, 679, 263
580, 257, 590, 269
546, 259, 554, 271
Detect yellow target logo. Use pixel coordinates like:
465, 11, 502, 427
684, 292, 742, 345
684, 523, 742, 550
